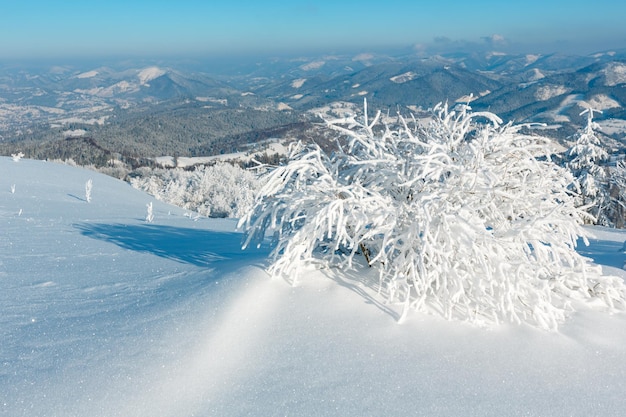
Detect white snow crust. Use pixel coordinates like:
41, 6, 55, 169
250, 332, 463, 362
598, 118, 626, 136
601, 63, 626, 86
1, 157, 626, 416
390, 71, 417, 84
76, 70, 99, 79
153, 141, 289, 168
535, 84, 569, 101
75, 80, 138, 97
138, 67, 166, 85
524, 68, 545, 82
583, 94, 621, 110
524, 54, 541, 66
299, 61, 325, 71
291, 78, 306, 88
63, 128, 87, 137
536, 94, 584, 122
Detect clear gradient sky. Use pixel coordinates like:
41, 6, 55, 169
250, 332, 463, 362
1, 0, 625, 59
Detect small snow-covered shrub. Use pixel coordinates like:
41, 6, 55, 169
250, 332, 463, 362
240, 101, 626, 330
85, 179, 93, 203
146, 202, 154, 223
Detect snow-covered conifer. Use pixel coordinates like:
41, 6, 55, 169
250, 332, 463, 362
607, 160, 626, 228
565, 108, 610, 224
240, 101, 626, 330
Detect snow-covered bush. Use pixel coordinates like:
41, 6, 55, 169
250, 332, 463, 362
129, 162, 260, 218
565, 109, 610, 225
240, 101, 626, 330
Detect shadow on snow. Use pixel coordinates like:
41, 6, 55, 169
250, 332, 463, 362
74, 222, 268, 268
577, 237, 626, 270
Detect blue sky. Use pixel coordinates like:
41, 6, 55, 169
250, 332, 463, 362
1, 0, 624, 59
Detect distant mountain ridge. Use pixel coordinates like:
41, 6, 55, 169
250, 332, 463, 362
1, 48, 625, 162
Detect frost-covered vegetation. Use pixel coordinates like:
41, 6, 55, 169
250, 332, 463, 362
564, 109, 626, 228
129, 162, 260, 218
240, 101, 626, 330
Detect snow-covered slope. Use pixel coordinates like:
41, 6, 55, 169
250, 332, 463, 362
2, 157, 626, 416
137, 66, 166, 85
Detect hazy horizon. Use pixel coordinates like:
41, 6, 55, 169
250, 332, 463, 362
1, 0, 625, 61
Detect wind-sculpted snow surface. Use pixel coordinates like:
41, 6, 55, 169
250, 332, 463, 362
2, 156, 626, 416
241, 101, 626, 330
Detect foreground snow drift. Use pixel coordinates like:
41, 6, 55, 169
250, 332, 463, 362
1, 157, 625, 416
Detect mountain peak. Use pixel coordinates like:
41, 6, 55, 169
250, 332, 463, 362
138, 66, 166, 85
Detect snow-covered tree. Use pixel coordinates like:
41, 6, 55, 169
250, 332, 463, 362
11, 152, 24, 162
607, 160, 626, 228
129, 163, 260, 218
240, 101, 626, 330
565, 108, 610, 224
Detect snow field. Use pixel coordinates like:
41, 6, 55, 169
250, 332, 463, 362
1, 156, 626, 416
